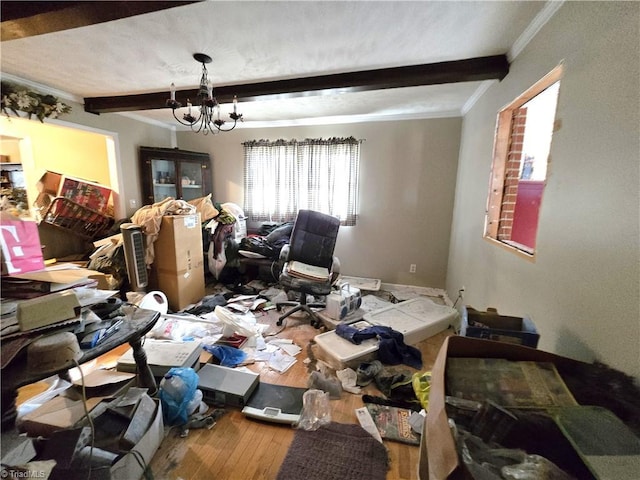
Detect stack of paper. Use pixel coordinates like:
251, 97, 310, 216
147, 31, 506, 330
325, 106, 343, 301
268, 349, 297, 373
286, 261, 330, 281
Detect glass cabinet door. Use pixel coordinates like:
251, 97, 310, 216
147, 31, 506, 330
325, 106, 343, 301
151, 158, 177, 201
139, 147, 212, 205
177, 160, 205, 201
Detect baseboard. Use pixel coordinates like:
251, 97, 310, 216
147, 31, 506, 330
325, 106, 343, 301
379, 283, 453, 306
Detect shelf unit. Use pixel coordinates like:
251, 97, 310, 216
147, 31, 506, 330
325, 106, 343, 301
0, 162, 25, 190
139, 146, 212, 205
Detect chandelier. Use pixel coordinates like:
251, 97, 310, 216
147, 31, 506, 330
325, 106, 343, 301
166, 53, 243, 134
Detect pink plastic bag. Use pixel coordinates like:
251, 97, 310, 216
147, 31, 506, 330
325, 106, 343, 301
0, 216, 45, 275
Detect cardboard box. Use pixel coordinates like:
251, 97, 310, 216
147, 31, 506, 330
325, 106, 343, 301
419, 335, 591, 480
9, 393, 162, 480
150, 214, 204, 311
232, 217, 247, 241
18, 395, 103, 438
17, 290, 81, 331
59, 176, 112, 213
36, 170, 113, 216
153, 214, 202, 273
37, 170, 63, 196
18, 371, 135, 438
460, 306, 539, 348
154, 270, 205, 311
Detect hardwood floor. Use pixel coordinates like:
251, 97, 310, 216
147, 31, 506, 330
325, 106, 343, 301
148, 309, 454, 480
14, 302, 454, 480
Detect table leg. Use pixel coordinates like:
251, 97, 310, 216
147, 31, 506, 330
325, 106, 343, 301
1, 389, 18, 431
129, 337, 157, 396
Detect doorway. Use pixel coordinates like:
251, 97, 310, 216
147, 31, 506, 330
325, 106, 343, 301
0, 116, 123, 219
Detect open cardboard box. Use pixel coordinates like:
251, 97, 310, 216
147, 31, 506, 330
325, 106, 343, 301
419, 335, 592, 480
36, 170, 113, 215
11, 383, 161, 480
18, 370, 135, 438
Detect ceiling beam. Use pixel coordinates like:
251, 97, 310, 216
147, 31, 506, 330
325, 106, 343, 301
84, 55, 509, 114
1, 1, 200, 41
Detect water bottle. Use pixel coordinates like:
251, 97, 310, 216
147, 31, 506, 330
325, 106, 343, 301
160, 373, 187, 401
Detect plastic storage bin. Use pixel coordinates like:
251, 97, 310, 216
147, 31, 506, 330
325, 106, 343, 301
314, 327, 379, 370
363, 297, 458, 345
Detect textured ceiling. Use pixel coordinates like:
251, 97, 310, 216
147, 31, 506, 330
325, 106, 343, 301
1, 1, 551, 129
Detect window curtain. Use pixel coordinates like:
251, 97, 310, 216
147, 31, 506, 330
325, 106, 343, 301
243, 137, 361, 226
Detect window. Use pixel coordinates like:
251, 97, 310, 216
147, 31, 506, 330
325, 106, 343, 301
243, 137, 361, 225
485, 65, 562, 257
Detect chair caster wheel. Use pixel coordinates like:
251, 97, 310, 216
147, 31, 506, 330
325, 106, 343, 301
276, 319, 283, 326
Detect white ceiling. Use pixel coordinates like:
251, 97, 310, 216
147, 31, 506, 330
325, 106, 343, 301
0, 1, 558, 130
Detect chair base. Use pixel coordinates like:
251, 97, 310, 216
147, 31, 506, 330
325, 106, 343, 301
276, 296, 325, 328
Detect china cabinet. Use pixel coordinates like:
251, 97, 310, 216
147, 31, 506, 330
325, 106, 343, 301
139, 146, 212, 205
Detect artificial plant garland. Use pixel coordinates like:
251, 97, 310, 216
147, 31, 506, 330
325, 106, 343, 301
1, 81, 71, 122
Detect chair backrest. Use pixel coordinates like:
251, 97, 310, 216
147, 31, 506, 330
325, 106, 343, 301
287, 210, 340, 269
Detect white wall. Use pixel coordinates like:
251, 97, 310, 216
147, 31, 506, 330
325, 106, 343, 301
177, 118, 461, 288
447, 2, 640, 379
4, 94, 460, 288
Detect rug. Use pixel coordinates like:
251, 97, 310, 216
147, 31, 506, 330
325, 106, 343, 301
276, 422, 388, 480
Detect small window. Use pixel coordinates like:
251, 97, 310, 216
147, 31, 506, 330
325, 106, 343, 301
485, 65, 562, 258
243, 137, 361, 226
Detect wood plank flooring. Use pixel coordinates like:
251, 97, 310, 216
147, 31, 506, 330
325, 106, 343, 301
149, 309, 454, 480
14, 303, 454, 479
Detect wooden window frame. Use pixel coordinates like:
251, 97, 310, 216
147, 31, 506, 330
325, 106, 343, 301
484, 64, 563, 260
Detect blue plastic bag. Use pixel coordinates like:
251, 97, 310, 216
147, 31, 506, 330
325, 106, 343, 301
159, 367, 199, 426
203, 344, 247, 367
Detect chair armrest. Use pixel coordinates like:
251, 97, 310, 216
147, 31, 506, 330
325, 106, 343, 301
279, 244, 290, 263
330, 256, 341, 285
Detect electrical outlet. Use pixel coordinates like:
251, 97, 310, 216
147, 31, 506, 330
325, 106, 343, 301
409, 264, 417, 273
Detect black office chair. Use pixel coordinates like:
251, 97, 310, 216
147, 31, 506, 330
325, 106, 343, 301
276, 209, 341, 327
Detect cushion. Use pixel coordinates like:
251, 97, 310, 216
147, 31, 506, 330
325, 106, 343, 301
187, 194, 219, 221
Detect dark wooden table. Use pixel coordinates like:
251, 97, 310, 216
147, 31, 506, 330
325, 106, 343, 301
0, 307, 159, 430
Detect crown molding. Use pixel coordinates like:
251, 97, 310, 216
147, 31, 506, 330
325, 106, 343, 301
509, 1, 565, 62
1, 72, 83, 104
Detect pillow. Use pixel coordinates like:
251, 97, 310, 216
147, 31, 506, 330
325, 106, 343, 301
187, 194, 219, 221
